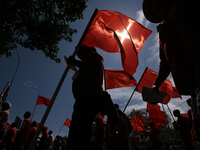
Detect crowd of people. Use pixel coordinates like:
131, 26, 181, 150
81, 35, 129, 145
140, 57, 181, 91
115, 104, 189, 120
0, 103, 65, 150
1, 0, 200, 149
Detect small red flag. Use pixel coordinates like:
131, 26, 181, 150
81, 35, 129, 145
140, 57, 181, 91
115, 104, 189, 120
136, 67, 182, 104
64, 118, 71, 127
81, 9, 152, 75
36, 95, 51, 106
97, 112, 104, 120
104, 69, 137, 89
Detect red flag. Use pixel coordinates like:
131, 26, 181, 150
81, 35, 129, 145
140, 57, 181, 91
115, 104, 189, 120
36, 95, 51, 106
130, 118, 137, 131
147, 103, 166, 128
136, 67, 182, 104
64, 118, 71, 127
81, 9, 152, 75
97, 112, 104, 120
180, 113, 189, 119
147, 102, 161, 113
130, 116, 145, 132
171, 87, 182, 99
134, 114, 145, 132
104, 69, 137, 89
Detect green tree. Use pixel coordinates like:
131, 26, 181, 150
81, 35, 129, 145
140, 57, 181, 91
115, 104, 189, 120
0, 0, 88, 62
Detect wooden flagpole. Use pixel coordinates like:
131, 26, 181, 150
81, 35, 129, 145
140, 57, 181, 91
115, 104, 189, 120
28, 8, 99, 150
122, 67, 148, 113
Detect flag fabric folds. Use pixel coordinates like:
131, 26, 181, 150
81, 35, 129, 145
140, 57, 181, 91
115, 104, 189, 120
36, 95, 51, 106
147, 102, 166, 128
64, 118, 71, 127
136, 67, 182, 104
130, 115, 145, 132
81, 9, 152, 75
104, 69, 137, 89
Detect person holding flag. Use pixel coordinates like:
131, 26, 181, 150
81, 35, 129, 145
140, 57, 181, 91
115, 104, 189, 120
142, 0, 200, 114
67, 45, 107, 150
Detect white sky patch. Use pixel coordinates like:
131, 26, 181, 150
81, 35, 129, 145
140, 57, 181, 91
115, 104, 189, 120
107, 87, 135, 101
125, 102, 147, 114
147, 33, 160, 63
136, 10, 150, 28
24, 81, 33, 88
24, 81, 37, 89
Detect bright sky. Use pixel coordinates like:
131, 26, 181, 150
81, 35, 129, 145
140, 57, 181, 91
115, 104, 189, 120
0, 0, 190, 138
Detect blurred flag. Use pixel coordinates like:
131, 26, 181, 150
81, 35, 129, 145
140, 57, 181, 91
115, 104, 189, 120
104, 69, 137, 89
36, 95, 50, 106
136, 67, 182, 104
147, 102, 166, 128
64, 118, 71, 127
134, 114, 145, 132
97, 112, 104, 120
81, 9, 152, 75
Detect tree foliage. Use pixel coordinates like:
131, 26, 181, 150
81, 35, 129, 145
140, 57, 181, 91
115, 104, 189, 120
0, 0, 88, 62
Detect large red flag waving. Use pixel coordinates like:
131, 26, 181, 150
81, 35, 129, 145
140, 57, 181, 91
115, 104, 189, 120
104, 69, 137, 89
136, 67, 182, 104
64, 118, 71, 127
36, 95, 51, 106
81, 9, 152, 75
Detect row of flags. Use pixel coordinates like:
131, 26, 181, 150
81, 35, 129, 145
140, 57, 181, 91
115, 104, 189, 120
32, 9, 183, 136
28, 9, 182, 149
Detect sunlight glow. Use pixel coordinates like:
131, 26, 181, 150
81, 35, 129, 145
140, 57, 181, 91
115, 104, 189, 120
116, 22, 133, 44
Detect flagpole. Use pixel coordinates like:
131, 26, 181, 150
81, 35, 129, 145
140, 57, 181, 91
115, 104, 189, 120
122, 67, 148, 113
57, 124, 64, 135
166, 104, 175, 122
28, 9, 99, 150
31, 96, 38, 121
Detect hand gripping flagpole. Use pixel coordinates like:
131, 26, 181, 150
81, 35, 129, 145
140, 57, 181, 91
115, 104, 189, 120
28, 8, 99, 150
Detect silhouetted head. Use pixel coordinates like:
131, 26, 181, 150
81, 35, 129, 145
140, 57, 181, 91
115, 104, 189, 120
77, 45, 96, 61
2, 102, 11, 110
23, 111, 31, 119
48, 130, 53, 135
173, 109, 180, 117
143, 0, 173, 23
32, 121, 37, 127
149, 122, 155, 128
